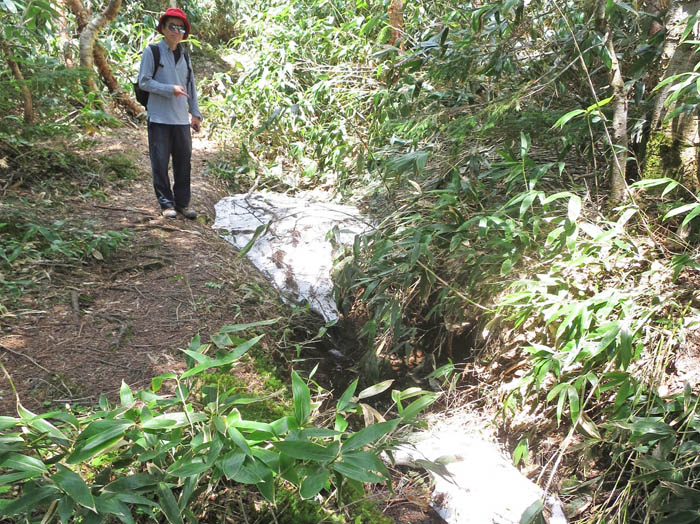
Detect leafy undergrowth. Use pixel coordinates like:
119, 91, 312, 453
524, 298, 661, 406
0, 323, 437, 523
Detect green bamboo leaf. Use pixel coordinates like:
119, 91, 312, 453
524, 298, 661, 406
520, 132, 531, 158
58, 495, 74, 524
520, 499, 545, 524
237, 221, 271, 259
1, 485, 59, 515
120, 381, 134, 406
568, 385, 580, 424
2, 0, 18, 14
141, 412, 206, 430
630, 177, 675, 189
681, 204, 700, 227
94, 494, 134, 524
357, 379, 394, 400
68, 419, 134, 464
663, 203, 699, 221
556, 388, 566, 425
342, 450, 390, 479
332, 461, 385, 483
553, 109, 585, 128
151, 372, 176, 392
180, 334, 263, 378
228, 457, 269, 484
17, 404, 69, 444
0, 452, 48, 474
546, 383, 567, 403
52, 464, 96, 512
157, 483, 184, 524
337, 378, 359, 412
0, 416, 18, 431
400, 393, 439, 421
104, 473, 158, 493
300, 467, 330, 499
291, 370, 311, 425
218, 451, 246, 479
273, 440, 339, 463
227, 426, 253, 457
219, 318, 280, 332
0, 471, 40, 484
585, 95, 613, 113
166, 457, 211, 478
567, 195, 582, 222
342, 420, 400, 452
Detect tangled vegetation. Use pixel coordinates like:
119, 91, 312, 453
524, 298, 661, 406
2, 0, 700, 522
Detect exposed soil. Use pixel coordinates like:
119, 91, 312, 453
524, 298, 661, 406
0, 128, 275, 413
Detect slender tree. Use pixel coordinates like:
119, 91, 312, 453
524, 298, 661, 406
595, 2, 630, 203
67, 0, 142, 116
0, 39, 33, 124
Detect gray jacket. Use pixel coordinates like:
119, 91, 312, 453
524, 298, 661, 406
138, 39, 202, 125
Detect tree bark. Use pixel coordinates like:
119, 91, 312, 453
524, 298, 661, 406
643, 0, 700, 187
0, 40, 33, 124
76, 0, 122, 95
595, 2, 630, 203
388, 0, 404, 48
67, 0, 142, 116
607, 36, 630, 203
649, 0, 700, 131
94, 43, 143, 117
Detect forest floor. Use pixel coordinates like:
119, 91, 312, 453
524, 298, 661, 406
0, 125, 444, 523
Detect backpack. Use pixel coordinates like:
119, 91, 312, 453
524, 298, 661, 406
133, 44, 193, 108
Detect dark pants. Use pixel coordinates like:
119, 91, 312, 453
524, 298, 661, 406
148, 122, 191, 209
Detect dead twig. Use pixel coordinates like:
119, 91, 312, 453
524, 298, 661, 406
130, 223, 202, 235
90, 357, 132, 370
92, 204, 153, 215
0, 342, 52, 374
71, 290, 80, 323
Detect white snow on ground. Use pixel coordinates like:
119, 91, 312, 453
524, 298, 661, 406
213, 191, 369, 322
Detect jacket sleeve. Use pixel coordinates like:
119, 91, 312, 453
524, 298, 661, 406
138, 46, 174, 98
186, 55, 203, 120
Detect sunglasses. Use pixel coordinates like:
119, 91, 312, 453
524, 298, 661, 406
167, 23, 186, 34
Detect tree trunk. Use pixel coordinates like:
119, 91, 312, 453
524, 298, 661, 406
649, 1, 700, 131
68, 0, 141, 116
607, 36, 630, 203
94, 43, 143, 117
77, 0, 122, 95
0, 40, 33, 125
388, 0, 404, 48
643, 0, 700, 187
595, 2, 630, 203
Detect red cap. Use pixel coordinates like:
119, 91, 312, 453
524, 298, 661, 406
157, 8, 190, 39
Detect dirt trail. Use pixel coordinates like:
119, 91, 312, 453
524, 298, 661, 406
0, 127, 279, 414
0, 126, 445, 524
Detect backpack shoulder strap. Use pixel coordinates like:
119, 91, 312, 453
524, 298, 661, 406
149, 44, 160, 78
183, 49, 193, 92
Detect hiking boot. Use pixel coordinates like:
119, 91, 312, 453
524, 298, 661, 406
162, 208, 177, 219
176, 206, 197, 219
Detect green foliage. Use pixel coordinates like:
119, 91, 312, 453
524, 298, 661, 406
0, 323, 438, 522
0, 209, 130, 298
198, 0, 388, 191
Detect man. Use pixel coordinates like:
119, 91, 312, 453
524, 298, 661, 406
138, 8, 202, 219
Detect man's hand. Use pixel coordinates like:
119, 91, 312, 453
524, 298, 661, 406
191, 116, 201, 133
173, 85, 189, 97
